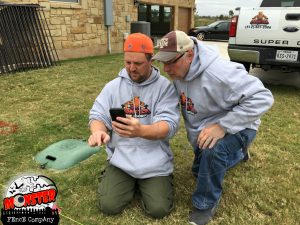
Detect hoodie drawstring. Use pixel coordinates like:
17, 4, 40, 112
130, 83, 137, 117
185, 83, 188, 113
131, 83, 142, 118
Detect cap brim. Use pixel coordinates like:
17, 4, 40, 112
152, 51, 178, 62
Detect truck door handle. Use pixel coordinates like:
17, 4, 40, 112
285, 13, 300, 20
283, 26, 299, 32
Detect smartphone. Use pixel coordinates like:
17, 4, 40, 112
109, 108, 126, 122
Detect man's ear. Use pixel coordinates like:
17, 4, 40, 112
187, 49, 194, 63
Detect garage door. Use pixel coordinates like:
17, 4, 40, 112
178, 7, 191, 33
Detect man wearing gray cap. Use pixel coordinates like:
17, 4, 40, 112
153, 30, 274, 225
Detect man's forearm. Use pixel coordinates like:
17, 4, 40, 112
139, 121, 169, 140
90, 120, 108, 134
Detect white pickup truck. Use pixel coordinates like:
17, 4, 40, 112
228, 0, 300, 72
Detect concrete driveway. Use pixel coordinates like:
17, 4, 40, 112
204, 41, 300, 88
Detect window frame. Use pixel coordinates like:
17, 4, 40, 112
260, 0, 300, 7
50, 0, 80, 3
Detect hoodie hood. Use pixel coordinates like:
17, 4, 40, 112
184, 37, 219, 82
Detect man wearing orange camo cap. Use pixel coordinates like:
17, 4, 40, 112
88, 33, 180, 218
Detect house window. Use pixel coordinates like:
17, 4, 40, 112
138, 4, 173, 35
138, 4, 147, 21
151, 5, 159, 23
163, 7, 171, 23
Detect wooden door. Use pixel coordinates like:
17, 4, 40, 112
178, 7, 191, 33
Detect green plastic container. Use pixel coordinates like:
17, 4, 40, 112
35, 139, 101, 170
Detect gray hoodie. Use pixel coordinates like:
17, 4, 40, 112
89, 66, 180, 178
174, 37, 274, 149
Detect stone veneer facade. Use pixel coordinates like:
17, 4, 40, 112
1, 0, 195, 60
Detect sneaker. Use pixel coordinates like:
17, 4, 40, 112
243, 151, 250, 162
189, 205, 217, 225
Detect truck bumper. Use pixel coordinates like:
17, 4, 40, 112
228, 44, 300, 72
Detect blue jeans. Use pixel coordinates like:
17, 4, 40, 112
192, 128, 257, 209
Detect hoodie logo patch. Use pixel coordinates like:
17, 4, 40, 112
180, 92, 197, 114
122, 96, 151, 118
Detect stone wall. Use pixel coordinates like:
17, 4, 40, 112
1, 0, 195, 60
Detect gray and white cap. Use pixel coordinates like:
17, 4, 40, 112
152, 30, 194, 62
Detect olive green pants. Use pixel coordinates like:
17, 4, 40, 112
97, 164, 174, 219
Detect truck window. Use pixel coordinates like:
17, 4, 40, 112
260, 0, 300, 7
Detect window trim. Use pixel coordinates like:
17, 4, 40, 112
50, 0, 80, 4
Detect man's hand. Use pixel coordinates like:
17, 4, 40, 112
88, 130, 110, 147
197, 123, 226, 149
112, 116, 142, 138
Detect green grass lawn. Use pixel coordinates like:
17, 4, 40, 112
1, 54, 300, 225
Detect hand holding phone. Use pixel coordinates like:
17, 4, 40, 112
110, 108, 141, 137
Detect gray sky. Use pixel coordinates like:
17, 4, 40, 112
195, 0, 262, 16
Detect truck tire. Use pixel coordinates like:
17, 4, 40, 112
241, 62, 251, 72
232, 61, 251, 72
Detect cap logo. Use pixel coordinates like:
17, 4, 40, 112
127, 43, 133, 50
157, 38, 168, 49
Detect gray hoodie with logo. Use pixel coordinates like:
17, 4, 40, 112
89, 66, 180, 178
174, 37, 274, 149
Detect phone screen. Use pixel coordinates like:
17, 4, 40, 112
109, 108, 126, 122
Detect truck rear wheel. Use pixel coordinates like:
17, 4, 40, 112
232, 61, 251, 72
242, 62, 251, 72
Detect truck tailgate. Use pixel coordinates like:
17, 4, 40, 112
235, 7, 300, 48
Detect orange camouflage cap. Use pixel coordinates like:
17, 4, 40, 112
124, 33, 153, 54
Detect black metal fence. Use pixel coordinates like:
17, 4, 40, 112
0, 3, 59, 74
